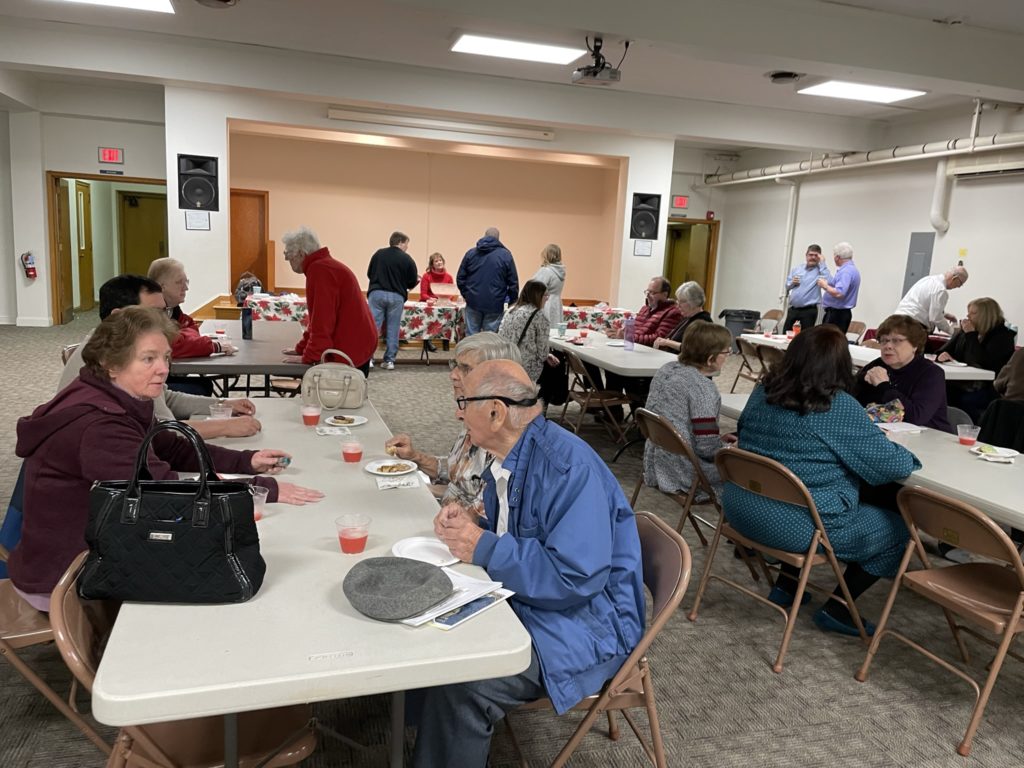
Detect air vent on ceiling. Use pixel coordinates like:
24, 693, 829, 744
766, 71, 803, 85
195, 0, 238, 8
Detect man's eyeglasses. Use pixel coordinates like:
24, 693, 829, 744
456, 395, 539, 410
448, 360, 473, 374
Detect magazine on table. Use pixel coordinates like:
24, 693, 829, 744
400, 568, 512, 628
431, 588, 515, 630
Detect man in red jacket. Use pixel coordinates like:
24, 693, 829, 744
149, 257, 236, 395
281, 226, 378, 373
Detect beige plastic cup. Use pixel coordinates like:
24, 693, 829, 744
209, 403, 233, 420
250, 485, 269, 521
336, 513, 371, 554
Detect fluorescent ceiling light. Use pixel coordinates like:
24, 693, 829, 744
798, 80, 925, 104
451, 34, 585, 65
57, 0, 174, 12
327, 108, 554, 141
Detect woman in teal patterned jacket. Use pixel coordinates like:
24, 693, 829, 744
723, 325, 921, 636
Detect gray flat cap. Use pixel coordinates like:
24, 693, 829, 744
343, 557, 454, 621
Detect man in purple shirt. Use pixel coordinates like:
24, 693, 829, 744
817, 241, 861, 334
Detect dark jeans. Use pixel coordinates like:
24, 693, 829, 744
822, 307, 852, 334
166, 375, 214, 397
783, 305, 818, 332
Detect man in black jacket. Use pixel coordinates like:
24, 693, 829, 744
367, 231, 419, 369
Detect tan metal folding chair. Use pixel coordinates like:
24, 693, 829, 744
860, 338, 880, 349
559, 349, 632, 443
506, 512, 691, 768
49, 552, 317, 768
688, 447, 869, 673
759, 309, 783, 334
0, 577, 112, 757
757, 344, 785, 373
855, 486, 1024, 757
729, 337, 767, 393
846, 320, 867, 344
61, 343, 80, 365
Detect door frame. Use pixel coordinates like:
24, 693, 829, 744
46, 171, 165, 325
665, 217, 721, 309
75, 180, 95, 311
116, 190, 169, 273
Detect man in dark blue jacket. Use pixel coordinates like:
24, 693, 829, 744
412, 360, 645, 768
456, 227, 519, 335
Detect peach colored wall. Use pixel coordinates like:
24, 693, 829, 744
229, 133, 620, 301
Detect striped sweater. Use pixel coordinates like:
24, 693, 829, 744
642, 361, 724, 496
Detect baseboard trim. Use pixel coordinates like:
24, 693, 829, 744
16, 316, 52, 327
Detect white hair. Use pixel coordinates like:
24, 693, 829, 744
454, 332, 521, 365
833, 242, 854, 261
675, 281, 705, 308
472, 365, 541, 428
281, 226, 321, 258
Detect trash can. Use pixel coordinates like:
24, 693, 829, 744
718, 309, 761, 352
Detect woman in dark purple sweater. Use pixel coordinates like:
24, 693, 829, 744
853, 314, 952, 433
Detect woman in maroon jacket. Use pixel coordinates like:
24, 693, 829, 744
9, 307, 322, 610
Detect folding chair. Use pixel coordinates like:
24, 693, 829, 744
846, 320, 867, 344
759, 309, 783, 334
506, 512, 691, 768
855, 486, 1024, 757
757, 345, 785, 373
730, 337, 767, 393
688, 447, 869, 673
946, 406, 973, 428
0, 576, 111, 757
50, 552, 317, 768
559, 349, 632, 443
61, 343, 80, 365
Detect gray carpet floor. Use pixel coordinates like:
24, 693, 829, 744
1, 317, 1021, 766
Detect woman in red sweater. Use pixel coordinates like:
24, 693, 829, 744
419, 253, 455, 353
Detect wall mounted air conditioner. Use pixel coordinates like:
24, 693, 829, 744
950, 152, 1024, 180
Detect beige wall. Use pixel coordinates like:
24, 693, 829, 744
229, 133, 620, 301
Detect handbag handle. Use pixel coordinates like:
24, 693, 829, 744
320, 348, 356, 366
124, 421, 220, 526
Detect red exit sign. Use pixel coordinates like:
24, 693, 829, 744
98, 147, 124, 164
672, 195, 689, 209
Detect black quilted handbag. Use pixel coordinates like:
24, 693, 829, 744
78, 421, 266, 603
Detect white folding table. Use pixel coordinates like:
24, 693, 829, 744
548, 329, 677, 378
739, 334, 995, 382
91, 398, 532, 767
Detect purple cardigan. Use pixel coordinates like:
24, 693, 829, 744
853, 355, 953, 433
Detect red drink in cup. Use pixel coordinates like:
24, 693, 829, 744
339, 532, 368, 554
335, 514, 371, 555
300, 405, 321, 426
341, 442, 363, 463
957, 425, 980, 446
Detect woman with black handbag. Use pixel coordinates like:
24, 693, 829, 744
9, 307, 322, 611
497, 280, 551, 382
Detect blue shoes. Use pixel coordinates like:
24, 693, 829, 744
813, 606, 876, 637
767, 585, 812, 608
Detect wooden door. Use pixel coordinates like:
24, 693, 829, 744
75, 181, 95, 311
230, 189, 269, 289
119, 192, 168, 276
55, 179, 74, 324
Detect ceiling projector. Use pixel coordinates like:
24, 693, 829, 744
571, 66, 621, 86
571, 36, 625, 86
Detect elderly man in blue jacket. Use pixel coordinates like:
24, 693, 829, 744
412, 359, 645, 768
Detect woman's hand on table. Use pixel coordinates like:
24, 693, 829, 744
652, 338, 678, 351
250, 449, 291, 474
218, 415, 262, 437
605, 327, 624, 339
219, 342, 238, 356
282, 355, 304, 364
275, 481, 324, 506
721, 432, 738, 445
864, 367, 890, 386
385, 433, 416, 460
282, 347, 298, 355
936, 351, 954, 363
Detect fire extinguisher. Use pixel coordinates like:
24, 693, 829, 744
20, 252, 37, 279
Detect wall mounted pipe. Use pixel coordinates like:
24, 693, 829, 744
704, 131, 1024, 187
776, 178, 800, 310
930, 158, 951, 234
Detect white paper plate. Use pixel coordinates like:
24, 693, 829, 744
970, 444, 1019, 458
364, 459, 417, 476
392, 536, 459, 567
325, 414, 368, 427
605, 340, 625, 347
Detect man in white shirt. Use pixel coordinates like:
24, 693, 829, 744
895, 265, 969, 333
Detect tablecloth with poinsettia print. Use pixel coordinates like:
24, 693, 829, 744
561, 306, 633, 332
246, 295, 462, 342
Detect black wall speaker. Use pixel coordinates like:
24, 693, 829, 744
177, 154, 219, 211
629, 193, 661, 239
